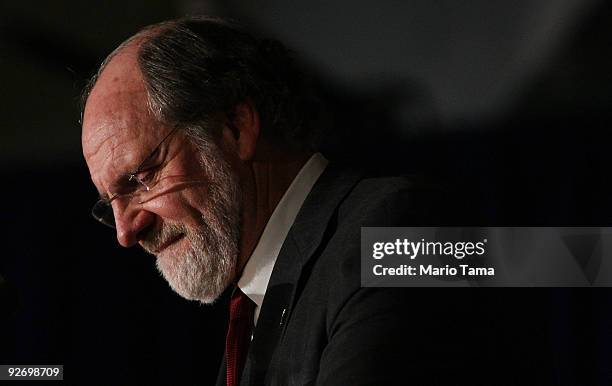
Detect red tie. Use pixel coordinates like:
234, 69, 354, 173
226, 287, 256, 386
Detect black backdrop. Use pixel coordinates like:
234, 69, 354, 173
1, 1, 612, 385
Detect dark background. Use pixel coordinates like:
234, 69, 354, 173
1, 0, 611, 384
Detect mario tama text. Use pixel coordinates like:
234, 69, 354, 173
371, 238, 495, 278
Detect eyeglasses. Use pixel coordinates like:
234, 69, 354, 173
91, 126, 179, 229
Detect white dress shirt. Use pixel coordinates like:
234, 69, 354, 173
237, 153, 328, 325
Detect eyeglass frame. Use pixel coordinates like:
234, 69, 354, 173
90, 126, 180, 229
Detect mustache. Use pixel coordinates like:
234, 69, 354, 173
141, 222, 187, 254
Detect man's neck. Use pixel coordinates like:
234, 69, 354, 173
235, 151, 313, 278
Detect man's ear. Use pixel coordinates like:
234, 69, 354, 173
226, 101, 260, 161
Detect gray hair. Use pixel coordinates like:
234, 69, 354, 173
83, 16, 322, 150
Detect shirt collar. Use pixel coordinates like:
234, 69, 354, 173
237, 152, 328, 323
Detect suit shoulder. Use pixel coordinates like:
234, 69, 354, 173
306, 174, 435, 303
337, 174, 440, 227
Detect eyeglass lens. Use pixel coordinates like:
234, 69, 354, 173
91, 199, 116, 228
90, 126, 179, 230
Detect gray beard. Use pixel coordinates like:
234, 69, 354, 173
142, 134, 242, 304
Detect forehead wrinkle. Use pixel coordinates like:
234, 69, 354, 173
101, 133, 149, 178
85, 94, 160, 169
83, 122, 116, 161
85, 126, 142, 196
83, 109, 148, 165
82, 42, 169, 199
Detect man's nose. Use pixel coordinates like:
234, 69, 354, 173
112, 201, 155, 247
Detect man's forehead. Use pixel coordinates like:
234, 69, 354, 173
82, 89, 151, 150
82, 47, 167, 191
82, 47, 147, 139
94, 42, 144, 90
83, 125, 152, 197
81, 89, 157, 170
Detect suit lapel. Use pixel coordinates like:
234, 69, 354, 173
241, 165, 362, 385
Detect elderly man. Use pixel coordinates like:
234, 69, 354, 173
82, 16, 547, 386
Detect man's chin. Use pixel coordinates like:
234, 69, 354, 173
169, 280, 229, 305
181, 289, 226, 305
155, 252, 234, 305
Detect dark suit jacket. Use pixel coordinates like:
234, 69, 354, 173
217, 165, 554, 386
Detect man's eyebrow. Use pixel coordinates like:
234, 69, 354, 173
95, 127, 175, 201
99, 172, 129, 200
107, 172, 133, 195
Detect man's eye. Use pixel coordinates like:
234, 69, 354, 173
121, 173, 148, 192
128, 173, 151, 189
132, 167, 160, 189
136, 171, 153, 183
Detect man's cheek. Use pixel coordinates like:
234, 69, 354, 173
145, 195, 188, 220
163, 198, 209, 229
